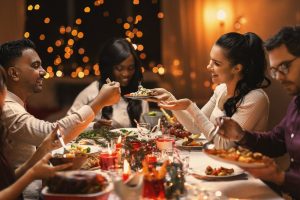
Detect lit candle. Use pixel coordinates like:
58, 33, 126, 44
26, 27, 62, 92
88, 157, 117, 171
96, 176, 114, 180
116, 136, 122, 150
122, 159, 131, 181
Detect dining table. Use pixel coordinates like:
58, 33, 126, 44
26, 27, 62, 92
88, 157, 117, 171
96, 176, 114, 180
106, 150, 283, 200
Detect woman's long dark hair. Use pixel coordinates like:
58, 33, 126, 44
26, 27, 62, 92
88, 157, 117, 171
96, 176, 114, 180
98, 38, 143, 127
216, 32, 271, 117
0, 66, 7, 153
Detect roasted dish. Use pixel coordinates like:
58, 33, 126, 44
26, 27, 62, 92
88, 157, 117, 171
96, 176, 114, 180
204, 146, 265, 164
182, 137, 203, 146
47, 171, 108, 194
128, 85, 155, 97
205, 165, 234, 176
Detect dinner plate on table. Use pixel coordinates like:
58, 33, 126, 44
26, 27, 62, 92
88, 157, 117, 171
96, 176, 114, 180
175, 138, 206, 151
203, 149, 266, 168
191, 167, 244, 180
124, 94, 157, 100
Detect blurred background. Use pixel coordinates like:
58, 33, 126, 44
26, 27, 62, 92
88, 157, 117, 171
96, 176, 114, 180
0, 0, 299, 128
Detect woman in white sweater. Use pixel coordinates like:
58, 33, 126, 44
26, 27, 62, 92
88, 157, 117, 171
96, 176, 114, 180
153, 32, 271, 149
68, 38, 148, 129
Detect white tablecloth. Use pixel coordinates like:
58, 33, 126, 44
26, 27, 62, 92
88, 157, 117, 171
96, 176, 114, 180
186, 151, 283, 200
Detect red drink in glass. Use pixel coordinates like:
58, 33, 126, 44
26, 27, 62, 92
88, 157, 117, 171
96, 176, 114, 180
99, 152, 118, 170
143, 174, 165, 199
156, 136, 175, 151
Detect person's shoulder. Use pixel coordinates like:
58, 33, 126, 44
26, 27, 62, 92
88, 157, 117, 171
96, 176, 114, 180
244, 88, 269, 103
214, 83, 226, 94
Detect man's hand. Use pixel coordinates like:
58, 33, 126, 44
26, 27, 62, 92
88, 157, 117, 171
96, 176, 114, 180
158, 98, 192, 111
98, 82, 121, 106
216, 117, 245, 141
93, 119, 113, 129
38, 126, 61, 152
242, 157, 285, 185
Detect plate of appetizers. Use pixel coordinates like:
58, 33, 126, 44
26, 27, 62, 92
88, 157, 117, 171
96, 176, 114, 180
124, 86, 157, 100
175, 137, 206, 150
204, 146, 266, 168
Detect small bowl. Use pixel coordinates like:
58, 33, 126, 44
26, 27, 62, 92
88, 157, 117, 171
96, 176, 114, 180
142, 111, 163, 128
50, 153, 88, 170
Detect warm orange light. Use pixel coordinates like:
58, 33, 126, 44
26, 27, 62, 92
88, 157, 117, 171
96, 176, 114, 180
152, 67, 158, 73
157, 12, 164, 19
39, 34, 45, 41
71, 29, 78, 36
44, 73, 50, 79
24, 32, 30, 38
55, 40, 62, 47
133, 0, 139, 5
47, 46, 53, 53
136, 15, 142, 21
82, 56, 89, 63
44, 17, 50, 24
77, 32, 84, 38
93, 64, 100, 70
204, 80, 211, 88
64, 53, 71, 59
137, 44, 144, 51
56, 70, 63, 77
78, 71, 85, 78
78, 48, 85, 55
71, 72, 77, 78
127, 16, 133, 22
84, 69, 90, 75
158, 67, 165, 75
75, 18, 82, 25
68, 39, 74, 46
136, 31, 143, 38
27, 5, 33, 11
123, 23, 130, 29
59, 26, 66, 34
65, 26, 72, 33
46, 66, 53, 72
140, 53, 146, 59
34, 4, 40, 10
84, 7, 91, 13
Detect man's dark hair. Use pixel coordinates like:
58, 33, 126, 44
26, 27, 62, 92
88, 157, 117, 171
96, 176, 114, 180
0, 39, 36, 68
265, 26, 300, 57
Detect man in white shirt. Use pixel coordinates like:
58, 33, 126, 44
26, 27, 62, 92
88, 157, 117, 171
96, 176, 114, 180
0, 39, 120, 198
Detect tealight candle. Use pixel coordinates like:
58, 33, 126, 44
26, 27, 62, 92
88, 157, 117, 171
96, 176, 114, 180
116, 136, 122, 150
122, 159, 131, 181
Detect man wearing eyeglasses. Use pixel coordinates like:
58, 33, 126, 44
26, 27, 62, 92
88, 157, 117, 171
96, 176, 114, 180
215, 26, 300, 199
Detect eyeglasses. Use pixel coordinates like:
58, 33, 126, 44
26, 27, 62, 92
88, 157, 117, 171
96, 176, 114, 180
269, 57, 298, 79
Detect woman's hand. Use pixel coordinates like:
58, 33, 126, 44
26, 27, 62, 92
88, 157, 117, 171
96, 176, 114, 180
28, 153, 72, 180
97, 82, 121, 107
146, 88, 175, 102
93, 119, 113, 129
216, 117, 245, 141
158, 98, 192, 111
242, 157, 284, 185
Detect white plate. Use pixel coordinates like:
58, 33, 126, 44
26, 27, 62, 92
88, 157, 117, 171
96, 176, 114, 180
204, 151, 265, 168
175, 138, 206, 150
110, 128, 148, 136
192, 166, 244, 179
124, 94, 157, 100
52, 144, 101, 155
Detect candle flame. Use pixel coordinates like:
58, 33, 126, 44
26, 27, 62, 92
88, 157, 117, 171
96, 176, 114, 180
117, 136, 122, 143
108, 143, 112, 155
123, 159, 131, 174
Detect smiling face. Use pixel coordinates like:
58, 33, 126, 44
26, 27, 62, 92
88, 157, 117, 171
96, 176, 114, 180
113, 54, 135, 87
207, 45, 241, 85
268, 44, 300, 96
11, 48, 46, 94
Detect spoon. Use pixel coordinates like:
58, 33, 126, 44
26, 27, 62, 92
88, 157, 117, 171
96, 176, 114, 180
203, 118, 223, 150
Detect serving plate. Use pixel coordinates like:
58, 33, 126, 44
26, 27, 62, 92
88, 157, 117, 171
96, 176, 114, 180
175, 138, 206, 150
124, 94, 157, 100
191, 167, 244, 180
110, 128, 148, 136
203, 149, 265, 168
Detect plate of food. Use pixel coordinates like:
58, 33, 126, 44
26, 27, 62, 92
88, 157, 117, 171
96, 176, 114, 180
192, 165, 244, 180
124, 85, 157, 100
204, 146, 266, 168
51, 144, 101, 170
110, 128, 148, 136
175, 137, 206, 150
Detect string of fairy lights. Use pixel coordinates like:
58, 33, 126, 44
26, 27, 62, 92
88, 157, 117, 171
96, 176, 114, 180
24, 0, 165, 79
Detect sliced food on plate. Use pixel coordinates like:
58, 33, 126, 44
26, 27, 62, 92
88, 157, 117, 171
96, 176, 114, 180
204, 146, 266, 168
